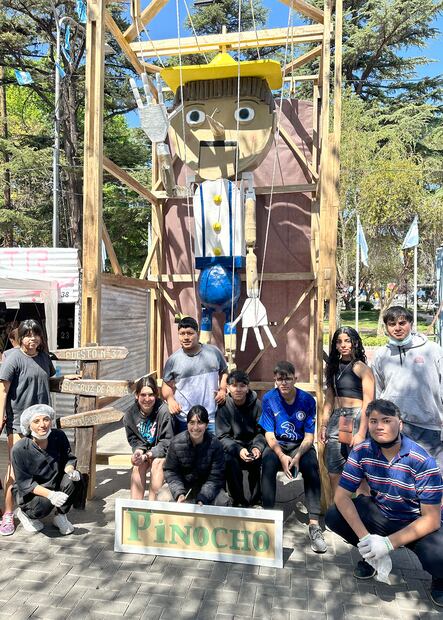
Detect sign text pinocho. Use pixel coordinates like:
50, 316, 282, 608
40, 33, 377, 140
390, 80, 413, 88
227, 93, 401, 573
114, 499, 283, 567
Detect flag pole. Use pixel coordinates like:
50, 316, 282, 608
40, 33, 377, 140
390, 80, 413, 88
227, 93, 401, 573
413, 244, 418, 328
355, 215, 360, 331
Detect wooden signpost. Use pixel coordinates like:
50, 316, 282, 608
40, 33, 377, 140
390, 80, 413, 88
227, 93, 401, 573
55, 346, 129, 361
50, 345, 132, 502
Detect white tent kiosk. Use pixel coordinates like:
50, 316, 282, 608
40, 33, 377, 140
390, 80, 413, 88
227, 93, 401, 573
0, 248, 80, 351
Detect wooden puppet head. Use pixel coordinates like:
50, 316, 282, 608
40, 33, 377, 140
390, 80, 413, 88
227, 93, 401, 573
161, 53, 282, 181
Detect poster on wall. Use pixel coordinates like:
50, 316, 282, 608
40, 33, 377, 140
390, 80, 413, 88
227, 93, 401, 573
114, 499, 283, 568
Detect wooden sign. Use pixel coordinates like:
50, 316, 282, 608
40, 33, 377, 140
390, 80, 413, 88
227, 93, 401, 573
114, 499, 283, 568
54, 346, 129, 361
51, 378, 133, 397
59, 407, 124, 428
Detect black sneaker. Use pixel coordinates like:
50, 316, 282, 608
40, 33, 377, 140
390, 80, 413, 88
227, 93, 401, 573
353, 560, 376, 580
308, 524, 327, 553
430, 578, 443, 607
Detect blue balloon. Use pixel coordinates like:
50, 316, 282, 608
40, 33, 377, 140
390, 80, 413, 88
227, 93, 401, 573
198, 264, 241, 312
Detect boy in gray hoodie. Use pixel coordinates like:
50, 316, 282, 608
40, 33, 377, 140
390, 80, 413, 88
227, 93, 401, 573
372, 306, 443, 471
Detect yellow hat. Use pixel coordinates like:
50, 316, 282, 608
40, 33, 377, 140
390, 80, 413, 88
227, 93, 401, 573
160, 52, 282, 93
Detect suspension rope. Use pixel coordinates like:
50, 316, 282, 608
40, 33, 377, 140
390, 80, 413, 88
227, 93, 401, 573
182, 0, 209, 64
258, 5, 294, 304
175, 0, 199, 318
229, 0, 244, 329
249, 0, 261, 60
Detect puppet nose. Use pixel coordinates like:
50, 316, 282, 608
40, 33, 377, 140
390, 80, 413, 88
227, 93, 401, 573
207, 115, 225, 139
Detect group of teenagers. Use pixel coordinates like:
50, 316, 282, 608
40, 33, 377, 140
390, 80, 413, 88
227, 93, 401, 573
0, 308, 442, 606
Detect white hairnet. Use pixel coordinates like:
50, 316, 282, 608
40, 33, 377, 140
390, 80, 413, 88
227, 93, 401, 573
20, 404, 56, 435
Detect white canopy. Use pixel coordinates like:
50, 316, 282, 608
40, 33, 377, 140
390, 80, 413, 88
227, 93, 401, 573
0, 267, 58, 351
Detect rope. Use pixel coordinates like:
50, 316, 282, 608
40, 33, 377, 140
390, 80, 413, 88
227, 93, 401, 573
229, 0, 244, 330
175, 0, 198, 318
249, 0, 261, 60
257, 5, 293, 305
182, 0, 209, 64
131, 0, 165, 69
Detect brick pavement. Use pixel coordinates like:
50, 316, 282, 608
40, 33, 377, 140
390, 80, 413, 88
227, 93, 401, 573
0, 460, 442, 619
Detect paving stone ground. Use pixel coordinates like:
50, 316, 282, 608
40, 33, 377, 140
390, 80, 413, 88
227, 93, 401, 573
0, 443, 442, 620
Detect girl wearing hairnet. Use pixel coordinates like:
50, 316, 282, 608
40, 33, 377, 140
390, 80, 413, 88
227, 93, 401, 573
11, 404, 83, 535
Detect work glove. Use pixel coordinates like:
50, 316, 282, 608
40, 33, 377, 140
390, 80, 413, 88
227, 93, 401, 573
358, 534, 393, 560
66, 470, 81, 482
48, 491, 69, 508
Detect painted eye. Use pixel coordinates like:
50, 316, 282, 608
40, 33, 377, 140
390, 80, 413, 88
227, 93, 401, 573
186, 109, 206, 125
234, 106, 255, 122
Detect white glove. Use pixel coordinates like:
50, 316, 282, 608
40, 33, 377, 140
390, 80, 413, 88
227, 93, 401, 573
358, 534, 393, 561
66, 469, 81, 482
48, 491, 69, 508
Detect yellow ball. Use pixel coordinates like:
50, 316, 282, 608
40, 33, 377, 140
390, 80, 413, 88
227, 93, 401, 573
213, 222, 222, 233
213, 194, 222, 205
213, 247, 222, 256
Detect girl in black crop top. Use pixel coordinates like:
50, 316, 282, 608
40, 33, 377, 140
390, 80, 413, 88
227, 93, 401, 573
318, 327, 375, 498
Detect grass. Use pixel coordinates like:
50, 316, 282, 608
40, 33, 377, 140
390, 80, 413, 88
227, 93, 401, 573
325, 310, 434, 347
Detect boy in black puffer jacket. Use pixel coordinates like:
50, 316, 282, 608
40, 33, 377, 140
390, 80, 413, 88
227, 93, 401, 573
216, 370, 265, 507
163, 406, 231, 506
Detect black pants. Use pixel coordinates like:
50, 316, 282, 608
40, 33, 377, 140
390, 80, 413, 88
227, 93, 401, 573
261, 445, 322, 519
224, 446, 261, 507
325, 494, 443, 579
16, 474, 83, 519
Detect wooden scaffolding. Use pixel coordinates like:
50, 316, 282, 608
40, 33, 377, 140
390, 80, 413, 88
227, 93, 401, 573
81, 0, 342, 417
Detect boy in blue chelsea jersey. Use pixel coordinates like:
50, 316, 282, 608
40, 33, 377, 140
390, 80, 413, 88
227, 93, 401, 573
259, 361, 327, 553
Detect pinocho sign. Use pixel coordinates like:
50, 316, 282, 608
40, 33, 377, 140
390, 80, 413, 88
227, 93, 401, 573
114, 499, 283, 568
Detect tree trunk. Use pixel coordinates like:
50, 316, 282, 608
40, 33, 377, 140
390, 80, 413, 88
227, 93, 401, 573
62, 78, 83, 253
377, 284, 398, 336
0, 66, 13, 246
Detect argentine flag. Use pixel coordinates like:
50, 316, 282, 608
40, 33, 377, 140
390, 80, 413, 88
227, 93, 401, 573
402, 215, 419, 249
357, 217, 369, 267
14, 70, 33, 85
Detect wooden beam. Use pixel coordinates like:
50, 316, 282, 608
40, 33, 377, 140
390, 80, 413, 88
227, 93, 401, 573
284, 45, 322, 75
101, 272, 155, 289
124, 0, 170, 42
279, 125, 319, 180
81, 0, 105, 347
102, 221, 123, 275
104, 9, 159, 82
278, 0, 324, 23
130, 25, 324, 58
246, 281, 315, 375
283, 75, 319, 82
157, 283, 177, 315
147, 272, 315, 283
103, 155, 159, 205
139, 236, 159, 279
153, 183, 317, 201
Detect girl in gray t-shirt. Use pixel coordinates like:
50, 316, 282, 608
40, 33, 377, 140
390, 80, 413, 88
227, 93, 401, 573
0, 320, 55, 536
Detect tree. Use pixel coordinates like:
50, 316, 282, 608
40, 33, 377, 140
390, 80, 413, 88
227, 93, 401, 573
338, 89, 442, 325
0, 1, 144, 251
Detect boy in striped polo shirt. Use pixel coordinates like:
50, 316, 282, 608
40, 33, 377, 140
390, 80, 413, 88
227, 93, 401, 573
326, 399, 443, 606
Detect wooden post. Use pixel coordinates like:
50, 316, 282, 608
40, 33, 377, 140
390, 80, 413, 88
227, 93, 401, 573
76, 360, 99, 501
81, 0, 105, 346
79, 0, 106, 499
316, 0, 333, 508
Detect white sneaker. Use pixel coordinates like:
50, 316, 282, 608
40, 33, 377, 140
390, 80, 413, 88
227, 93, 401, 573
15, 507, 44, 533
53, 513, 74, 535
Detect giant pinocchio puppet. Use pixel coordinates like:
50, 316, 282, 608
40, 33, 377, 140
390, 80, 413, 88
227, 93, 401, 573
131, 53, 283, 367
